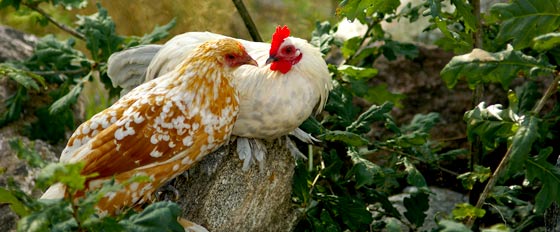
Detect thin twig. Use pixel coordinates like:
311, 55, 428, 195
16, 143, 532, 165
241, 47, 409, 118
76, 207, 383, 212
231, 0, 262, 42
372, 144, 460, 176
533, 72, 560, 114
22, 2, 86, 41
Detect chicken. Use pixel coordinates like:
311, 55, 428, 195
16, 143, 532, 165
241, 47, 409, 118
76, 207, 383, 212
40, 38, 257, 216
108, 26, 333, 169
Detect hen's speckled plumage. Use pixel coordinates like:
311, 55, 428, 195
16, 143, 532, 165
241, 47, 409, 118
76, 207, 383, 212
41, 38, 256, 215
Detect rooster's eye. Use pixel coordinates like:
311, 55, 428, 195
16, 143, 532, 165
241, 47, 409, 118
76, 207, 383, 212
283, 46, 294, 54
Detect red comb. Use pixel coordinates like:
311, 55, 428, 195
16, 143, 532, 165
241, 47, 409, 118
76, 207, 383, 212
270, 25, 290, 55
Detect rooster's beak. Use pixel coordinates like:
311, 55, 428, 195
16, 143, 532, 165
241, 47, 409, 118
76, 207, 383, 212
265, 55, 278, 65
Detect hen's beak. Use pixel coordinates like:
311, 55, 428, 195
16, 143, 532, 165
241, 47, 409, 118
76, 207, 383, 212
246, 57, 258, 66
265, 55, 278, 65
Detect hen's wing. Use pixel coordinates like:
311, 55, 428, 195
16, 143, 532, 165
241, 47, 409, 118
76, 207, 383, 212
107, 45, 162, 94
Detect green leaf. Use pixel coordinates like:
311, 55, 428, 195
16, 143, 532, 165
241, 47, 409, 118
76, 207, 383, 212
119, 201, 184, 232
341, 37, 362, 59
49, 80, 84, 115
293, 160, 311, 205
450, 0, 476, 33
29, 35, 88, 72
0, 63, 46, 91
36, 162, 93, 192
337, 0, 400, 23
437, 219, 472, 232
347, 148, 383, 188
9, 139, 46, 168
381, 40, 418, 60
452, 203, 486, 220
403, 190, 429, 227
311, 21, 335, 55
0, 85, 26, 127
320, 130, 370, 147
0, 187, 29, 217
481, 224, 511, 232
533, 32, 560, 52
76, 3, 124, 61
136, 18, 177, 45
506, 115, 540, 176
18, 200, 76, 232
525, 148, 560, 213
324, 82, 360, 127
457, 165, 491, 190
337, 195, 373, 230
363, 84, 404, 108
441, 47, 556, 89
346, 101, 393, 134
400, 112, 440, 135
464, 103, 519, 150
338, 65, 378, 80
490, 0, 560, 49
52, 0, 88, 9
403, 158, 427, 188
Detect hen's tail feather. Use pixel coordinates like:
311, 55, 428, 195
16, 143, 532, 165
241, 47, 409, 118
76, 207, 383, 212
107, 45, 162, 95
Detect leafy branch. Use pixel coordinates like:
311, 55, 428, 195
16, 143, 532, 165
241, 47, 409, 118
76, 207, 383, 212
467, 72, 560, 227
21, 2, 86, 40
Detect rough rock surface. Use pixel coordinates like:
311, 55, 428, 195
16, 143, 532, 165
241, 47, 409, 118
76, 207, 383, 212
0, 25, 60, 232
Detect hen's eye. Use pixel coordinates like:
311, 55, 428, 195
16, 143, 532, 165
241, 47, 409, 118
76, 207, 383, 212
225, 54, 235, 60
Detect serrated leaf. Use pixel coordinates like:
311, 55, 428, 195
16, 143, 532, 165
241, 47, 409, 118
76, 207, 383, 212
18, 200, 76, 232
76, 3, 124, 61
338, 65, 378, 80
401, 112, 440, 134
481, 224, 510, 232
0, 187, 29, 217
452, 203, 486, 220
506, 115, 540, 176
52, 0, 88, 9
341, 37, 362, 59
29, 35, 87, 71
381, 40, 418, 60
450, 0, 476, 33
0, 63, 45, 91
338, 195, 373, 230
490, 0, 560, 49
403, 190, 429, 227
137, 18, 176, 45
9, 138, 46, 168
457, 165, 491, 190
311, 21, 335, 55
338, 0, 399, 23
363, 84, 404, 107
36, 162, 93, 191
403, 158, 427, 188
441, 47, 556, 89
525, 148, 560, 214
324, 83, 361, 127
464, 102, 520, 150
533, 32, 560, 52
347, 148, 383, 188
119, 201, 183, 232
346, 101, 393, 134
293, 160, 311, 205
49, 80, 84, 115
320, 130, 370, 147
437, 219, 471, 232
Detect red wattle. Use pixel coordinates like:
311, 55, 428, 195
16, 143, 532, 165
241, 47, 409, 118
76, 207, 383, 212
270, 60, 292, 74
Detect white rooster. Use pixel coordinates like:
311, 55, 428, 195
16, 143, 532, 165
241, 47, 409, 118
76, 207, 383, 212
108, 26, 332, 169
